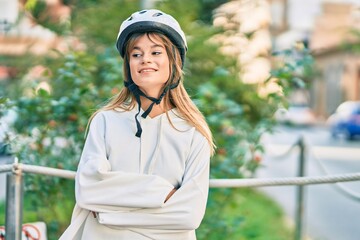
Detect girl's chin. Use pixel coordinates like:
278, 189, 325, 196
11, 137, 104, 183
137, 87, 162, 98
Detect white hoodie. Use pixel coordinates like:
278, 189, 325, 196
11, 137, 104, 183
59, 107, 211, 240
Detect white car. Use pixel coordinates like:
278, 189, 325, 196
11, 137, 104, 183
275, 104, 317, 126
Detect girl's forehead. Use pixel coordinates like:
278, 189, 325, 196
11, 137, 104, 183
133, 34, 164, 46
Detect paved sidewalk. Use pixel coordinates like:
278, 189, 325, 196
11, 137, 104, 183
258, 126, 360, 240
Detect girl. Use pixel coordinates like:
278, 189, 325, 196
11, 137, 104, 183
60, 9, 215, 240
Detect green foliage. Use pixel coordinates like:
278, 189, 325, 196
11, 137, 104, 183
195, 83, 267, 179
196, 0, 229, 24
271, 45, 316, 95
0, 54, 45, 96
25, 0, 70, 35
0, 49, 123, 238
71, 0, 139, 51
198, 188, 292, 240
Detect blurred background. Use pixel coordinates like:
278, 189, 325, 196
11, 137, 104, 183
0, 0, 359, 239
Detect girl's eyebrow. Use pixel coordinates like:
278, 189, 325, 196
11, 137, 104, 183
132, 44, 164, 50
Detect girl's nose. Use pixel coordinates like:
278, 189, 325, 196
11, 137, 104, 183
142, 53, 152, 64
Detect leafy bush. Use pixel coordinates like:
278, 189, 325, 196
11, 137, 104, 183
0, 49, 124, 238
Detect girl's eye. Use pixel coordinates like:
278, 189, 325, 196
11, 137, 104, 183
153, 51, 162, 55
131, 53, 142, 58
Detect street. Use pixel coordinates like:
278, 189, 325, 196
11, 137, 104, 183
258, 125, 360, 240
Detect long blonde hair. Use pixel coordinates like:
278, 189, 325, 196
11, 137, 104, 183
89, 32, 215, 155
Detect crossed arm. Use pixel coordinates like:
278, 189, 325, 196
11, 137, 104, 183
75, 112, 211, 230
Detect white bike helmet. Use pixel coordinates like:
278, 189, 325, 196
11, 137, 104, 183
115, 10, 187, 138
116, 9, 187, 66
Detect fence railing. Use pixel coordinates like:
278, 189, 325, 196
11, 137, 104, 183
1, 137, 360, 240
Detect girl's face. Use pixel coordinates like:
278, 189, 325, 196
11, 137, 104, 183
129, 34, 170, 98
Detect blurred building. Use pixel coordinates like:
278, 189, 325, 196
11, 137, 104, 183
0, 0, 72, 56
0, 0, 84, 81
268, 0, 360, 119
310, 2, 360, 117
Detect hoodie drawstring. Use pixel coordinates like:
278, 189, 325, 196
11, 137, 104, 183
146, 114, 163, 174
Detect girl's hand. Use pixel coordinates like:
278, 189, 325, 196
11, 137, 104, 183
164, 188, 177, 203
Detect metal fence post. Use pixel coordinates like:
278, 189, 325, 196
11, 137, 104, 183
5, 158, 23, 240
295, 136, 306, 240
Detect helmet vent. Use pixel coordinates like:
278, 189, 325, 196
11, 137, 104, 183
139, 10, 147, 14
127, 16, 133, 21
153, 12, 163, 17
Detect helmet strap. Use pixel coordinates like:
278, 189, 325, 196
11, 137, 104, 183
125, 62, 179, 137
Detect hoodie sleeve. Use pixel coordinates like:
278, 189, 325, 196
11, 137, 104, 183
75, 112, 174, 212
97, 132, 211, 230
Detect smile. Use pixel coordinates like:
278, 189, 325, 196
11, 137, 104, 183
139, 68, 157, 73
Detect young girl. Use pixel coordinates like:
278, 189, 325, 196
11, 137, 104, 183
60, 9, 215, 240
